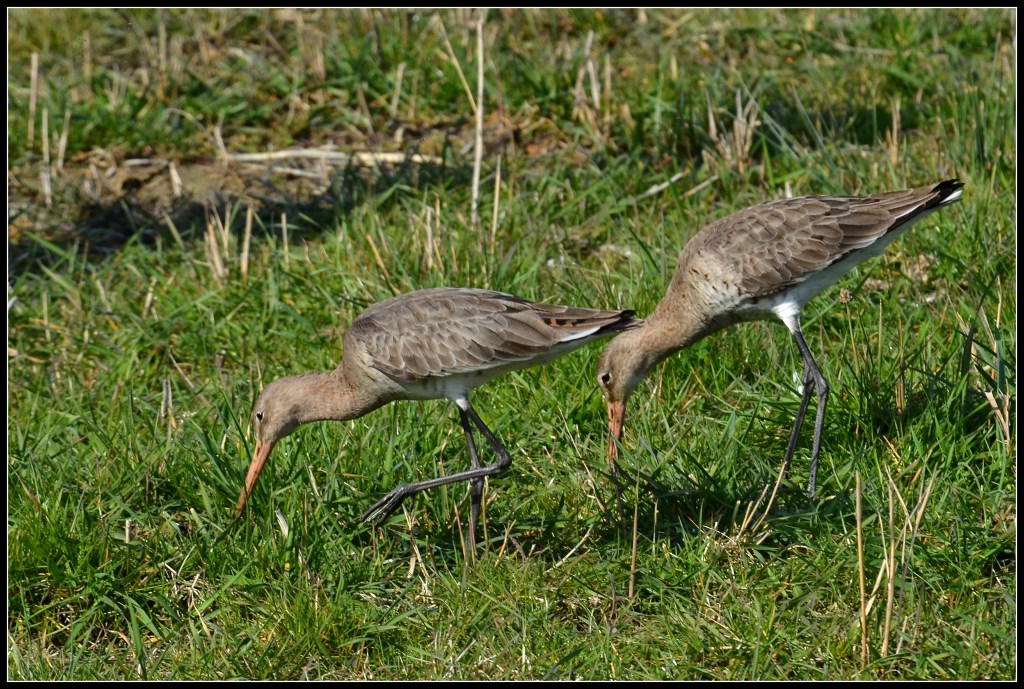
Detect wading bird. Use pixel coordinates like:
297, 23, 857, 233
234, 286, 638, 550
597, 179, 963, 496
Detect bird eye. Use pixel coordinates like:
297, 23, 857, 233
599, 372, 612, 386
255, 411, 265, 422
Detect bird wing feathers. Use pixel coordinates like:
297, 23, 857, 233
680, 180, 960, 299
348, 287, 634, 383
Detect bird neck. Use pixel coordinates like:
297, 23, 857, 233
641, 290, 715, 357
290, 369, 392, 425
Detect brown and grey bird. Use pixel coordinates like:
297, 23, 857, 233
233, 286, 638, 549
597, 179, 964, 497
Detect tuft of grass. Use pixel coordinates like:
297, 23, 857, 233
8, 8, 1014, 680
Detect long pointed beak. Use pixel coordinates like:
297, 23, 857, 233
233, 439, 274, 519
606, 400, 626, 474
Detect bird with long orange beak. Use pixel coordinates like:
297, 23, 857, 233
597, 179, 963, 496
232, 286, 638, 551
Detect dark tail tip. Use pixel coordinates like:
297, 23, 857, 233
933, 178, 965, 205
619, 309, 643, 331
600, 309, 641, 335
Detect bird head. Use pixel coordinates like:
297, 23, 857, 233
232, 376, 308, 518
596, 329, 660, 464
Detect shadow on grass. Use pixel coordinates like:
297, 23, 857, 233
8, 148, 466, 281
324, 458, 858, 577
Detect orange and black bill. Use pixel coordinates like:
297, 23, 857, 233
606, 400, 626, 473
232, 440, 274, 518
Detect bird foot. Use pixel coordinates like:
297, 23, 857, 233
359, 484, 417, 525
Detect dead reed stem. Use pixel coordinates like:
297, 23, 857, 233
471, 16, 485, 231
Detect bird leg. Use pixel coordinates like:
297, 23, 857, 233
781, 358, 815, 484
359, 401, 514, 537
459, 407, 484, 555
462, 403, 515, 545
782, 329, 829, 497
802, 348, 829, 499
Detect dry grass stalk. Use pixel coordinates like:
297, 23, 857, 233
41, 291, 50, 343
489, 154, 502, 254
886, 95, 901, 169
213, 123, 229, 164
390, 62, 406, 120
471, 16, 485, 230
40, 108, 52, 207
157, 14, 168, 99
627, 172, 719, 207
586, 33, 601, 124
143, 277, 157, 320
226, 149, 441, 166
56, 109, 71, 173
572, 31, 603, 145
28, 52, 38, 149
168, 161, 183, 199
603, 53, 612, 135
705, 88, 760, 175
433, 195, 444, 271
357, 82, 375, 137
880, 479, 897, 657
438, 20, 476, 113
364, 234, 392, 289
985, 390, 1012, 455
163, 211, 186, 252
856, 471, 869, 671
241, 205, 253, 284
161, 376, 173, 425
281, 213, 290, 269
205, 216, 226, 283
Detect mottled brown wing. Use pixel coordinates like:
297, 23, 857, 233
349, 287, 635, 383
682, 181, 959, 299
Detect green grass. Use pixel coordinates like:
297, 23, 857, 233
8, 8, 1015, 680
